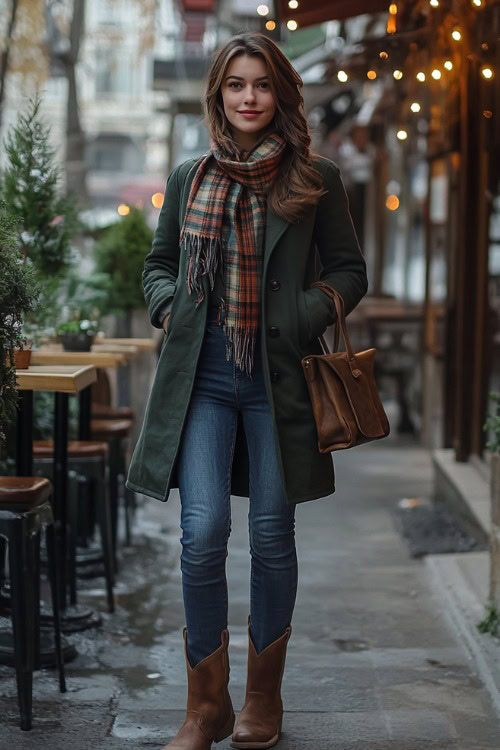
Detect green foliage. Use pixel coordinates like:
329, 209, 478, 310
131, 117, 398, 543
93, 206, 153, 313
57, 319, 98, 335
0, 93, 80, 334
484, 392, 500, 453
477, 602, 500, 637
0, 203, 40, 444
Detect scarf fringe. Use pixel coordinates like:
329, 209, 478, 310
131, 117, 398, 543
224, 324, 257, 378
183, 232, 221, 306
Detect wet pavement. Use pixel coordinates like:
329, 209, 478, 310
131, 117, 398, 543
2, 430, 500, 749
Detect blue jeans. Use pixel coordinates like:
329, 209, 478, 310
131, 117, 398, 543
176, 305, 298, 668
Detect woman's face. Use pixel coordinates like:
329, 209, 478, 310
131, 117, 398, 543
220, 54, 276, 153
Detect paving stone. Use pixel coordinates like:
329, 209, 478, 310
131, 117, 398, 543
1, 435, 500, 748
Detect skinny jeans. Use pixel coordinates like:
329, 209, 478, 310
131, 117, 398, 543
176, 304, 298, 668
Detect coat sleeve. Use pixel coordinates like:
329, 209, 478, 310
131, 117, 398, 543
142, 164, 183, 328
305, 160, 368, 333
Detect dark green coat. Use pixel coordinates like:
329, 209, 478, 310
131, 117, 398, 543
126, 155, 368, 505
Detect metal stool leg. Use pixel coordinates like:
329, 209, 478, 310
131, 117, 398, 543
95, 471, 115, 614
8, 521, 36, 730
45, 521, 66, 693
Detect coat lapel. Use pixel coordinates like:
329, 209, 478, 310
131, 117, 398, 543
263, 204, 290, 274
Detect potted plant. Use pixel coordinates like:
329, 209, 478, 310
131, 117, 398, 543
57, 317, 99, 352
0, 205, 40, 445
478, 391, 500, 635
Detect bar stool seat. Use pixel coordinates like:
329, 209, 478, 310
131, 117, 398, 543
0, 476, 66, 730
32, 443, 115, 614
33, 440, 108, 459
91, 403, 134, 421
90, 418, 132, 439
0, 477, 52, 510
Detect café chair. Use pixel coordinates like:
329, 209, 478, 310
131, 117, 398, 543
0, 476, 66, 731
32, 441, 115, 613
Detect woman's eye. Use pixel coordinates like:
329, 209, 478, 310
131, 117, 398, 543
228, 82, 269, 89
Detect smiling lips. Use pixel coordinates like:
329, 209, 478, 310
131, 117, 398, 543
238, 110, 262, 117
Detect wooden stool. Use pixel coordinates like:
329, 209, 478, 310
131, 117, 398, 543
90, 418, 134, 568
91, 403, 134, 421
0, 477, 66, 731
33, 441, 115, 614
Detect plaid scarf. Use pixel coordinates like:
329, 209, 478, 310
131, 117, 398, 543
180, 131, 287, 376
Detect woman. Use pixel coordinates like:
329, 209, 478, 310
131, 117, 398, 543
126, 31, 368, 750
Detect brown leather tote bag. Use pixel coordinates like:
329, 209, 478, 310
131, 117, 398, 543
301, 281, 390, 452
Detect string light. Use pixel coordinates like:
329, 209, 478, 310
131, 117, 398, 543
444, 60, 453, 70
397, 130, 408, 140
387, 4, 397, 34
287, 19, 298, 30
481, 66, 494, 79
380, 51, 389, 59
386, 195, 400, 210
431, 68, 442, 79
337, 70, 348, 82
472, 0, 483, 6
393, 69, 403, 80
367, 70, 377, 80
410, 102, 421, 112
416, 71, 426, 81
118, 204, 130, 216
429, 0, 439, 6
451, 29, 462, 41
389, 3, 397, 12
483, 110, 493, 118
288, 0, 299, 7
256, 4, 269, 15
151, 193, 164, 209
265, 20, 276, 30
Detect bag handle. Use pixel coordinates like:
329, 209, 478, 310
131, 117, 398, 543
310, 281, 361, 377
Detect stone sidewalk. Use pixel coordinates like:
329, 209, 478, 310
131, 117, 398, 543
2, 432, 500, 749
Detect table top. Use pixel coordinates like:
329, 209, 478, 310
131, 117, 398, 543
94, 337, 156, 351
32, 349, 126, 367
91, 343, 139, 359
16, 364, 97, 393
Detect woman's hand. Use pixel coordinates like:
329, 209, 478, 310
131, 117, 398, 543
161, 312, 171, 334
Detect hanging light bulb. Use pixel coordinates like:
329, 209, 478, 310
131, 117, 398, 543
396, 130, 408, 140
379, 51, 389, 60
256, 4, 269, 15
444, 60, 453, 71
431, 68, 442, 79
393, 69, 403, 80
430, 0, 439, 6
389, 3, 397, 12
451, 29, 462, 41
410, 102, 421, 112
416, 71, 426, 81
287, 19, 298, 30
472, 0, 483, 7
367, 70, 377, 80
265, 20, 276, 30
337, 70, 348, 82
481, 66, 494, 79
288, 0, 299, 8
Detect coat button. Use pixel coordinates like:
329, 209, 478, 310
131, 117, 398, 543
271, 370, 281, 383
268, 326, 280, 338
270, 279, 280, 291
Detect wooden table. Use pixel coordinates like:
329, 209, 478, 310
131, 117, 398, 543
32, 350, 128, 431
94, 336, 155, 351
16, 364, 97, 611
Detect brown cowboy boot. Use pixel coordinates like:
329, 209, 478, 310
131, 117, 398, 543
231, 617, 292, 749
161, 627, 235, 749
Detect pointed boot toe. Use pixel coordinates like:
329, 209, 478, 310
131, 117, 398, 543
231, 617, 291, 750
161, 627, 235, 750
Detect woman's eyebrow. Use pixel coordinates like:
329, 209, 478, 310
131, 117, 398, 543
225, 75, 269, 81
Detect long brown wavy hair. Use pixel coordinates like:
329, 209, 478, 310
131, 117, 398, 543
203, 31, 327, 224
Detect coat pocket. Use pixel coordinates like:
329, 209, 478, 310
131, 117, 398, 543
303, 287, 337, 343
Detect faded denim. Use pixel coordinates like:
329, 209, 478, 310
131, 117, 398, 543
176, 305, 298, 668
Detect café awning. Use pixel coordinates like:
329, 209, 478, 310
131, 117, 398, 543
278, 0, 389, 29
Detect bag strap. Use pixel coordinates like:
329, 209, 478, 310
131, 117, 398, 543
310, 281, 361, 377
